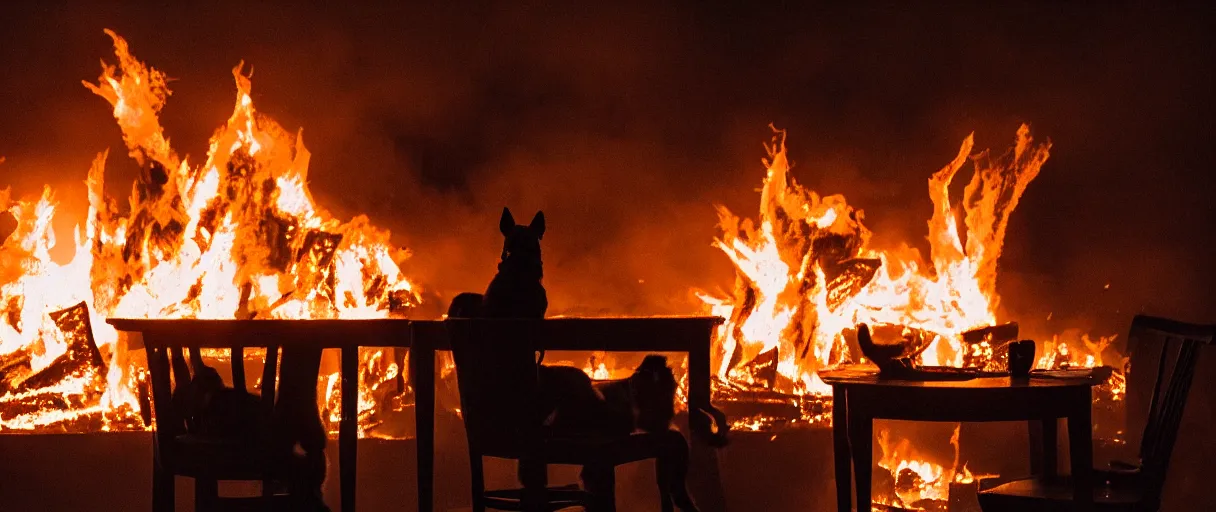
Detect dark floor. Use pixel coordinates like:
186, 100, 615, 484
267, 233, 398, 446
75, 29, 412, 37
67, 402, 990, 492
0, 425, 838, 512
3, 415, 1212, 512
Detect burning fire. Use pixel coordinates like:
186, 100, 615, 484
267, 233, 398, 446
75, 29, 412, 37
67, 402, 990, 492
0, 30, 420, 433
0, 29, 1131, 510
873, 424, 998, 511
701, 125, 1125, 399
702, 126, 1054, 394
701, 127, 1126, 506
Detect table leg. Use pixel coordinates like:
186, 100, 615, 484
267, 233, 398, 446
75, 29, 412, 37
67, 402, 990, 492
340, 346, 359, 512
686, 332, 727, 512
687, 335, 712, 441
1068, 396, 1094, 511
847, 404, 872, 511
1042, 419, 1058, 480
1028, 418, 1058, 479
831, 386, 851, 512
412, 342, 436, 512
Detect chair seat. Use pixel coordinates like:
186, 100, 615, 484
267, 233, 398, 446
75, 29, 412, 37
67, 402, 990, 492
540, 430, 682, 466
193, 495, 299, 512
978, 477, 1144, 512
483, 485, 591, 511
170, 434, 274, 480
481, 430, 682, 467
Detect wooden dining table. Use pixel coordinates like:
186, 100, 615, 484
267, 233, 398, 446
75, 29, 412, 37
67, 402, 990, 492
110, 316, 725, 512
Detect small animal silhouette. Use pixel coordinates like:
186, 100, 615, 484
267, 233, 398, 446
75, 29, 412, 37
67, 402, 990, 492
596, 355, 701, 512
175, 364, 259, 440
448, 207, 547, 319
174, 352, 330, 511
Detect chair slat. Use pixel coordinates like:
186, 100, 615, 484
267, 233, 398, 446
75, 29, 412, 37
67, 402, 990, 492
1142, 339, 1201, 507
170, 346, 190, 394
1138, 336, 1176, 462
231, 344, 247, 393
188, 346, 204, 373
146, 343, 182, 446
141, 335, 328, 510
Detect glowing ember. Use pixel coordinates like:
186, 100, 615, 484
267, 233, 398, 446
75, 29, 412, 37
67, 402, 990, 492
0, 30, 420, 434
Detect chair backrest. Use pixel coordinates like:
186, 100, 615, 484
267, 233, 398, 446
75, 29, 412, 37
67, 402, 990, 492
1124, 315, 1214, 507
144, 336, 322, 471
446, 319, 545, 458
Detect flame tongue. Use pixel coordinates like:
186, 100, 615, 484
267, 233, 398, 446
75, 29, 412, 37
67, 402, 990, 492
0, 30, 420, 433
703, 126, 1129, 506
704, 125, 1052, 395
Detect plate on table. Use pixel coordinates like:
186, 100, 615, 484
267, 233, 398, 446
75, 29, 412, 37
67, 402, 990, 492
1030, 366, 1114, 381
917, 366, 981, 376
886, 366, 980, 381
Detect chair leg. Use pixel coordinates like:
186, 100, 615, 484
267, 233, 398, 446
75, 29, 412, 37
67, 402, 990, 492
194, 478, 219, 512
582, 464, 616, 512
659, 482, 674, 512
469, 453, 486, 512
152, 465, 175, 512
599, 471, 616, 512
262, 478, 276, 510
519, 458, 548, 512
151, 441, 175, 512
656, 457, 674, 512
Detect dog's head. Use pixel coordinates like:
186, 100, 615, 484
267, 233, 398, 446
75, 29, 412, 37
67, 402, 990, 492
498, 207, 545, 266
630, 355, 677, 433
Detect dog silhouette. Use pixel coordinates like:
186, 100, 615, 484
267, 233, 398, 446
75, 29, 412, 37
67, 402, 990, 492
448, 207, 547, 319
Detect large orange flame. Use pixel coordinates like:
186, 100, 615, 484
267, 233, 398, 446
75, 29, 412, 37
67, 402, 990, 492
0, 30, 420, 433
700, 126, 1124, 505
700, 126, 1124, 393
702, 126, 1046, 394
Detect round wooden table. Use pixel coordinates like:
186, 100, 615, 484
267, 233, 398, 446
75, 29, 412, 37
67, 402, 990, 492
820, 369, 1100, 512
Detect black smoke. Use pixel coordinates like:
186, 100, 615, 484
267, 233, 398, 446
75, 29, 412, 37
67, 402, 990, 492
0, 2, 1212, 334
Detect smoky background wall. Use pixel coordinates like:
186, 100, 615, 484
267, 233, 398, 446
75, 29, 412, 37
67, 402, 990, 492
0, 2, 1212, 337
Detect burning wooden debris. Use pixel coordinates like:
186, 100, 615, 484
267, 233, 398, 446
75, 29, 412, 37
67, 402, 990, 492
0, 302, 139, 431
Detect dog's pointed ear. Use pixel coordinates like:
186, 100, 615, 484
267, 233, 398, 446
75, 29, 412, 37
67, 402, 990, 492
500, 207, 515, 236
530, 211, 546, 239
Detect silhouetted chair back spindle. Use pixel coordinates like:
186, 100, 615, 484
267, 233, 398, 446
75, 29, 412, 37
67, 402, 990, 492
144, 337, 325, 512
978, 315, 1215, 512
1125, 316, 1211, 509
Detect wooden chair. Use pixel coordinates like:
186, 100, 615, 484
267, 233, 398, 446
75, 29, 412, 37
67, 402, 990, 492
978, 315, 1215, 512
447, 319, 685, 512
143, 338, 328, 512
